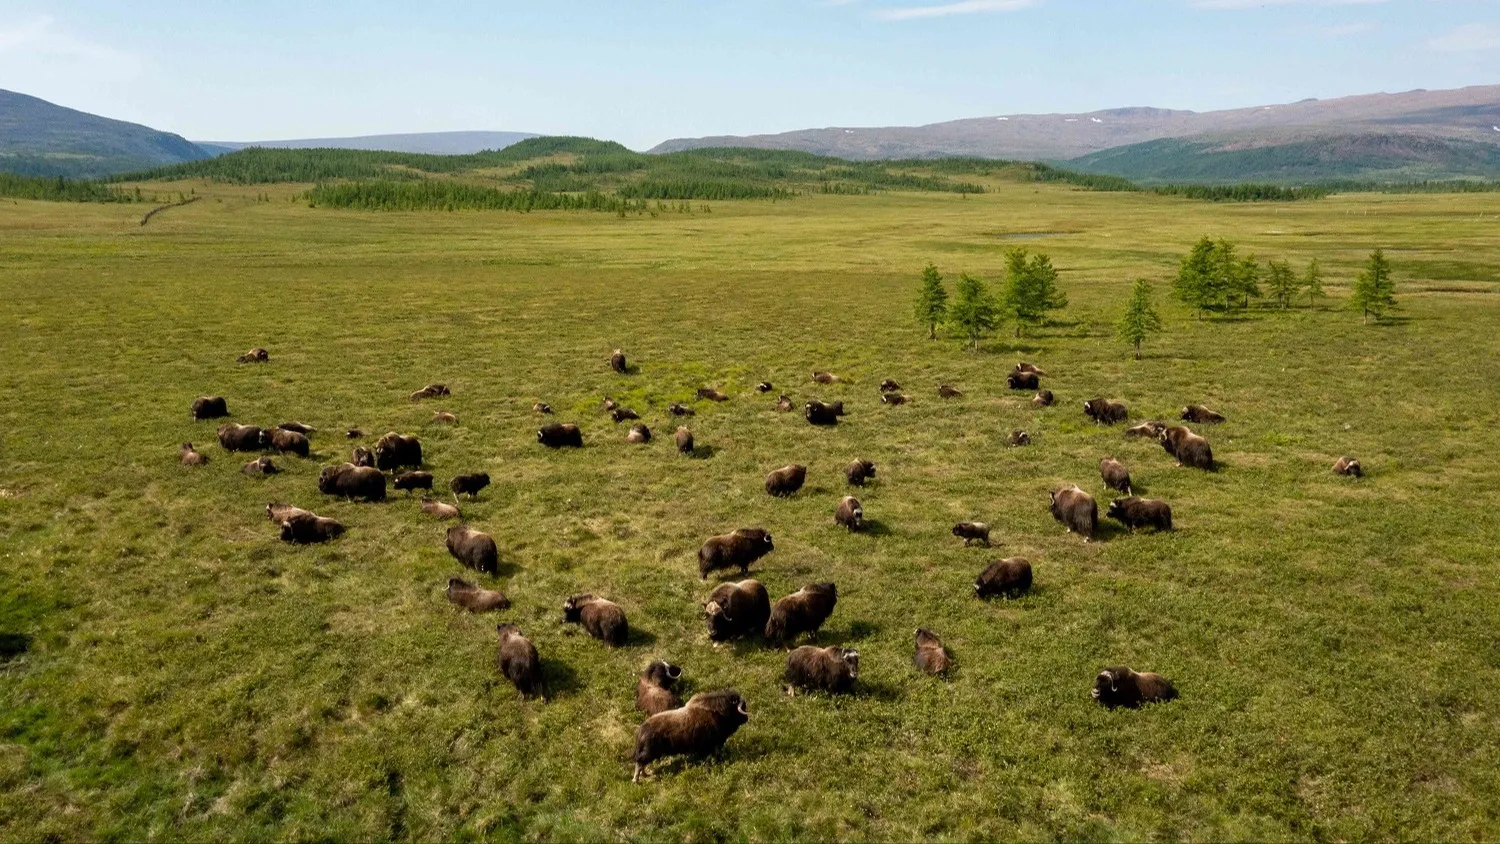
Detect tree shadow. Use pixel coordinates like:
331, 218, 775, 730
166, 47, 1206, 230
0, 633, 31, 661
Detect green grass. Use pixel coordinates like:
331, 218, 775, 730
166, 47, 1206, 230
1, 180, 1499, 840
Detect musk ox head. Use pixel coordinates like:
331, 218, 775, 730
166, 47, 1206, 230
841, 648, 861, 679
1092, 669, 1117, 700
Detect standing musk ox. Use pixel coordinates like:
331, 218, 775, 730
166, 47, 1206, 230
705, 579, 771, 641
496, 624, 543, 699
410, 383, 450, 401
179, 443, 208, 466
1181, 405, 1226, 424
1050, 486, 1098, 541
835, 496, 864, 531
1009, 430, 1031, 446
1032, 390, 1055, 408
431, 410, 458, 425
881, 393, 910, 406
698, 528, 774, 579
1007, 371, 1040, 391
563, 594, 629, 646
446, 577, 510, 613
1099, 457, 1132, 494
1159, 426, 1214, 470
1092, 666, 1178, 709
242, 456, 278, 476
632, 689, 748, 783
812, 372, 843, 385
879, 379, 901, 393
1333, 456, 1363, 478
637, 661, 683, 716
537, 422, 583, 448
764, 464, 807, 497
268, 428, 310, 457
913, 628, 952, 675
610, 349, 628, 374
845, 459, 876, 486
668, 403, 695, 417
421, 497, 461, 520
265, 502, 311, 525
755, 382, 773, 393
533, 402, 553, 415
279, 512, 345, 544
374, 432, 422, 471
675, 427, 694, 455
1107, 497, 1173, 532
190, 396, 229, 420
784, 646, 859, 695
611, 408, 641, 423
217, 423, 269, 452
1124, 420, 1167, 439
626, 424, 652, 444
775, 395, 794, 412
1084, 398, 1129, 425
237, 347, 269, 364
938, 384, 963, 398
277, 421, 316, 435
697, 388, 729, 402
350, 446, 375, 468
318, 463, 386, 501
974, 557, 1033, 599
804, 400, 840, 426
765, 583, 837, 647
952, 521, 991, 547
392, 471, 434, 494
446, 525, 499, 575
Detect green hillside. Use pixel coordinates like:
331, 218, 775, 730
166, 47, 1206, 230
0, 90, 209, 179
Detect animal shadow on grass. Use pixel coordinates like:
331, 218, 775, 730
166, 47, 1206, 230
0, 634, 31, 661
539, 658, 584, 700
839, 620, 880, 642
492, 559, 523, 579
1089, 520, 1128, 543
690, 445, 716, 460
625, 627, 658, 647
854, 519, 892, 538
852, 679, 901, 702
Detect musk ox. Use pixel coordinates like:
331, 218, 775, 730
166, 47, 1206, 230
277, 421, 316, 435
637, 661, 683, 716
496, 624, 542, 699
1333, 456, 1363, 478
938, 384, 963, 398
632, 689, 748, 783
533, 402, 553, 415
626, 424, 652, 444
845, 459, 875, 486
1124, 420, 1167, 439
431, 410, 458, 425
268, 428, 309, 457
279, 512, 345, 544
668, 403, 695, 417
446, 577, 510, 613
697, 387, 729, 402
446, 525, 499, 575
1007, 371, 1040, 391
1099, 457, 1132, 494
1181, 405, 1226, 424
1016, 362, 1047, 376
421, 497, 460, 520
804, 401, 840, 426
785, 646, 859, 695
1032, 390, 1055, 408
879, 379, 901, 393
611, 408, 641, 423
190, 396, 229, 420
563, 594, 628, 646
1050, 486, 1097, 541
775, 395, 794, 412
537, 422, 583, 448
706, 579, 771, 641
881, 393, 910, 406
675, 426, 694, 455
952, 521, 990, 547
1092, 666, 1178, 709
345, 428, 364, 439
835, 496, 864, 531
765, 464, 807, 497
217, 423, 268, 452
913, 628, 951, 675
1107, 497, 1173, 532
410, 383, 450, 401
974, 557, 1033, 599
237, 347, 269, 364
393, 471, 435, 494
1009, 430, 1031, 446
812, 371, 842, 384
698, 528, 774, 579
765, 583, 837, 647
350, 446, 375, 468
374, 432, 422, 471
1159, 426, 1214, 470
265, 502, 311, 525
318, 463, 386, 501
1084, 398, 1129, 425
242, 455, 278, 476
755, 382, 773, 393
610, 349, 628, 374
602, 396, 618, 412
179, 443, 208, 466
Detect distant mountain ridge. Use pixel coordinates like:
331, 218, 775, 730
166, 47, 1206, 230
201, 131, 540, 156
0, 89, 210, 178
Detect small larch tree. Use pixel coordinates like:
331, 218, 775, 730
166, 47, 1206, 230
1266, 259, 1301, 308
1173, 236, 1221, 319
1001, 247, 1067, 337
949, 272, 1000, 350
913, 263, 949, 340
1350, 248, 1396, 323
1304, 258, 1325, 307
1116, 278, 1163, 360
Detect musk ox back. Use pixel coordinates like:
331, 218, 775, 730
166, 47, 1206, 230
1050, 486, 1097, 541
697, 387, 729, 402
706, 579, 772, 641
318, 463, 386, 501
675, 427, 694, 455
952, 521, 990, 546
626, 424, 652, 444
537, 422, 583, 448
804, 400, 840, 426
1099, 457, 1132, 494
217, 423, 268, 452
350, 446, 375, 468
496, 624, 542, 698
845, 459, 875, 486
449, 472, 489, 498
410, 383, 450, 401
421, 497, 461, 519
1125, 420, 1167, 439
785, 646, 858, 694
1084, 398, 1128, 425
633, 689, 748, 782
698, 528, 774, 579
1009, 430, 1031, 446
1333, 456, 1363, 478
241, 456, 277, 476
1016, 362, 1047, 376
1032, 390, 1055, 407
1181, 405, 1226, 424
938, 384, 963, 398
765, 582, 837, 646
277, 421, 315, 435
637, 661, 683, 716
265, 502, 311, 525
879, 379, 901, 392
835, 496, 864, 531
446, 577, 510, 612
974, 557, 1032, 598
179, 443, 208, 466
764, 464, 807, 497
812, 372, 842, 384
237, 347, 269, 364
913, 628, 951, 675
775, 394, 794, 412
880, 393, 909, 406
446, 525, 499, 575
191, 396, 229, 420
1107, 496, 1172, 532
393, 471, 435, 494
375, 432, 422, 471
279, 512, 345, 544
610, 349, 627, 374
563, 594, 628, 646
1092, 666, 1178, 709
269, 428, 310, 457
1159, 426, 1214, 470
668, 403, 695, 417
611, 408, 641, 423
1007, 371, 1040, 391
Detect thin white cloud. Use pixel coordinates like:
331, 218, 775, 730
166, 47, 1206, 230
0, 15, 138, 64
875, 0, 1038, 21
1427, 23, 1500, 53
1191, 0, 1388, 9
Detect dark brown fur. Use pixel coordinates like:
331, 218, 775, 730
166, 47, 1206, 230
764, 464, 807, 497
775, 395, 794, 412
626, 424, 652, 444
1084, 398, 1129, 425
879, 379, 901, 392
938, 384, 963, 398
610, 349, 627, 374
179, 443, 208, 466
632, 690, 748, 782
317, 463, 386, 501
636, 661, 683, 716
446, 472, 488, 498
190, 396, 229, 420
706, 579, 771, 641
669, 403, 695, 416
496, 624, 543, 698
675, 426, 694, 455
393, 471, 435, 493
755, 382, 773, 393
845, 459, 875, 486
409, 383, 450, 401
1092, 666, 1178, 709
881, 393, 909, 406
1100, 457, 1132, 494
350, 445, 375, 468
1181, 405, 1226, 424
765, 583, 837, 647
1032, 390, 1054, 408
1159, 426, 1214, 470
696, 387, 729, 402
974, 557, 1033, 598
265, 502, 311, 524
563, 594, 628, 646
1124, 420, 1167, 439
835, 496, 864, 531
785, 646, 858, 694
811, 371, 842, 384
446, 525, 499, 575
268, 427, 310, 457
431, 410, 458, 425
1015, 362, 1047, 376
952, 521, 990, 546
279, 512, 345, 544
611, 408, 641, 423
913, 628, 951, 675
1007, 371, 1040, 390
537, 422, 583, 448
1107, 496, 1173, 532
1333, 456, 1363, 478
374, 432, 422, 471
446, 577, 510, 612
533, 402, 553, 414
698, 528, 774, 579
804, 400, 840, 426
237, 347, 269, 364
1050, 486, 1097, 541
1009, 430, 1031, 446
242, 456, 277, 475
216, 423, 268, 452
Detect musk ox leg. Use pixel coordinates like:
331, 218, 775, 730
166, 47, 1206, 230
633, 764, 645, 783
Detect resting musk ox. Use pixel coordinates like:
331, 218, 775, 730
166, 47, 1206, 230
1084, 398, 1129, 425
318, 463, 386, 501
914, 628, 951, 675
277, 421, 315, 435
765, 464, 807, 497
775, 395, 794, 412
446, 577, 510, 612
563, 594, 628, 646
1009, 430, 1031, 446
191, 396, 229, 420
421, 497, 460, 520
697, 388, 729, 402
668, 403, 695, 417
279, 512, 345, 544
537, 422, 583, 448
217, 423, 268, 452
533, 402, 553, 415
610, 349, 628, 374
765, 583, 837, 647
350, 446, 375, 468
1092, 666, 1178, 709
974, 557, 1033, 599
812, 372, 842, 384
1100, 457, 1132, 494
393, 471, 434, 494
1181, 405, 1226, 424
611, 408, 641, 423
431, 411, 458, 425
879, 379, 901, 393
804, 401, 840, 426
938, 384, 963, 398
952, 521, 990, 547
345, 428, 364, 439
1124, 420, 1167, 439
374, 432, 422, 471
602, 397, 618, 412
446, 525, 499, 575
698, 528, 774, 579
1159, 426, 1214, 470
626, 424, 652, 444
755, 382, 773, 393
706, 579, 771, 641
268, 428, 309, 457
179, 443, 208, 466
845, 459, 875, 486
265, 502, 311, 525
410, 383, 450, 401
675, 427, 694, 455
637, 661, 683, 716
1016, 362, 1047, 376
633, 690, 748, 783
496, 624, 543, 698
881, 393, 910, 406
785, 646, 858, 695
242, 456, 278, 476
1032, 390, 1055, 408
835, 496, 864, 531
1333, 456, 1363, 478
1107, 497, 1173, 532
237, 347, 269, 364
1007, 371, 1040, 391
1050, 486, 1098, 541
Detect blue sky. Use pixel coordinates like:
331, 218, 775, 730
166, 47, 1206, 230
0, 1, 1495, 149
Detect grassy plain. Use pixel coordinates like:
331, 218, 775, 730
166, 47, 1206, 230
1, 177, 1499, 840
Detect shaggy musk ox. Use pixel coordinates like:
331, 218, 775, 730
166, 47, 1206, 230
1099, 457, 1132, 494
351, 446, 375, 468
845, 459, 875, 486
237, 347, 269, 364
698, 528, 774, 579
775, 395, 794, 412
881, 393, 910, 406
446, 577, 510, 613
345, 428, 364, 439
974, 557, 1033, 599
393, 471, 434, 494
764, 464, 807, 497
785, 646, 858, 695
626, 424, 652, 444
706, 579, 771, 641
421, 497, 460, 520
217, 423, 269, 452
1124, 420, 1167, 439
1084, 398, 1129, 425
1050, 486, 1098, 541
697, 387, 729, 402
268, 428, 309, 457
1108, 497, 1173, 532
374, 432, 422, 471
1181, 405, 1226, 424
804, 401, 840, 426
812, 371, 842, 384
1007, 371, 1040, 391
756, 382, 773, 393
265, 502, 311, 525
938, 384, 963, 398
1032, 390, 1055, 408
1016, 362, 1047, 375
611, 408, 641, 423
765, 583, 837, 647
537, 422, 583, 448
1092, 666, 1178, 709
1159, 426, 1214, 470
278, 421, 316, 435
879, 379, 901, 393
1333, 456, 1363, 478
835, 496, 864, 531
602, 397, 618, 412
319, 463, 386, 501
610, 349, 628, 374
191, 396, 229, 420
668, 403, 695, 417
431, 410, 458, 425
242, 456, 278, 476
952, 521, 990, 547
637, 661, 683, 716
533, 402, 553, 415
1009, 430, 1031, 446
410, 383, 450, 401
632, 689, 748, 783
913, 628, 951, 675
447, 472, 487, 498
496, 624, 543, 699
446, 525, 499, 575
179, 443, 208, 466
675, 427, 694, 455
279, 512, 345, 544
563, 594, 628, 646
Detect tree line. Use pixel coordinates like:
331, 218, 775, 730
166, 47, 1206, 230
913, 248, 1069, 349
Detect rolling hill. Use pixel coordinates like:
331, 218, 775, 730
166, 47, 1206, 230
0, 89, 210, 178
199, 130, 539, 156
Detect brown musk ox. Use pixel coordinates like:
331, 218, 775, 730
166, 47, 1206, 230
602, 396, 618, 412
1016, 362, 1047, 376
1007, 371, 1040, 391
265, 502, 311, 525
879, 379, 901, 393
668, 403, 695, 417
446, 577, 510, 613
675, 426, 694, 455
626, 424, 652, 444
1099, 457, 1132, 494
913, 628, 952, 675
1333, 456, 1363, 478
563, 594, 628, 646
537, 422, 583, 448
279, 512, 345, 544
318, 463, 386, 501
952, 521, 990, 547
938, 384, 963, 398
611, 408, 641, 423
804, 400, 840, 426
811, 371, 842, 385
533, 402, 553, 415
1009, 430, 1031, 446
216, 423, 268, 452
496, 624, 543, 699
350, 445, 375, 468
190, 396, 229, 420
636, 661, 683, 716
277, 421, 316, 435
764, 464, 807, 497
242, 456, 278, 476
1159, 426, 1214, 470
974, 557, 1033, 599
1084, 398, 1129, 425
268, 427, 310, 457
1050, 485, 1098, 541
698, 528, 774, 579
1092, 666, 1178, 709
1124, 420, 1167, 439
410, 383, 450, 401
881, 393, 910, 406
1181, 405, 1226, 424
632, 689, 748, 783
697, 387, 729, 402
1032, 390, 1055, 408
431, 410, 458, 425
237, 347, 269, 364
835, 496, 864, 531
755, 382, 773, 393
765, 583, 837, 647
393, 471, 435, 494
374, 432, 422, 471
421, 497, 461, 520
610, 349, 628, 374
345, 428, 364, 439
775, 394, 794, 412
705, 579, 772, 641
844, 459, 876, 486
179, 443, 208, 466
1107, 497, 1173, 532
446, 525, 499, 575
785, 646, 858, 695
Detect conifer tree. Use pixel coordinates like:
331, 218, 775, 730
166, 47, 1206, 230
1266, 259, 1301, 308
1350, 249, 1396, 323
1001, 248, 1067, 337
949, 272, 999, 350
914, 263, 949, 340
1304, 259, 1325, 307
1116, 279, 1163, 360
